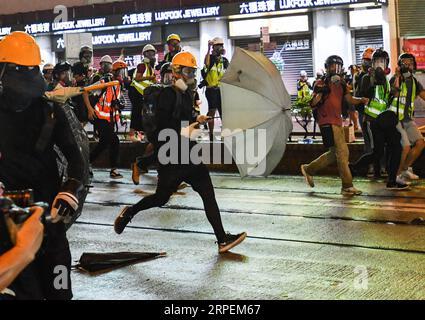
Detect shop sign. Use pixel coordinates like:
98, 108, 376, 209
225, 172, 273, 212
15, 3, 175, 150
403, 38, 425, 70
154, 6, 221, 21
0, 27, 12, 36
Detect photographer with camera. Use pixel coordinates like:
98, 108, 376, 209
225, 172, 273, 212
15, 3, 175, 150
89, 59, 126, 179
0, 32, 86, 299
390, 53, 425, 182
201, 37, 229, 142
300, 55, 369, 195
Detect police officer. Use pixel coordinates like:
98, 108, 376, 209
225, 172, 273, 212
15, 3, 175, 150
114, 51, 247, 254
0, 31, 86, 299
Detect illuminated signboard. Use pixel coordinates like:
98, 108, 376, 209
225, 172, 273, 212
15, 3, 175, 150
154, 6, 221, 21
239, 1, 276, 14
279, 0, 386, 10
52, 27, 161, 51
52, 18, 106, 31
0, 27, 12, 36
122, 12, 153, 25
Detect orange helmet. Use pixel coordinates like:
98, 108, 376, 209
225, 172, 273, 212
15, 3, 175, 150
0, 31, 41, 66
171, 51, 197, 68
362, 47, 375, 60
112, 60, 127, 71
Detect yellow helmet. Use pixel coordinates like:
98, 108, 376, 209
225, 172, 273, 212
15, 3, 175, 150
0, 31, 41, 66
167, 34, 181, 43
171, 51, 197, 68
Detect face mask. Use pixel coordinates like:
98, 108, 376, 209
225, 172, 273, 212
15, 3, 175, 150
101, 63, 112, 74
168, 42, 180, 53
328, 64, 342, 76
213, 45, 225, 56
0, 65, 46, 112
174, 78, 188, 92
162, 73, 173, 86
362, 59, 372, 69
374, 67, 386, 84
330, 75, 341, 84
81, 52, 92, 65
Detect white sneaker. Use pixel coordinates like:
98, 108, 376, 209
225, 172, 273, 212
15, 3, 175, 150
397, 175, 411, 186
341, 187, 362, 196
301, 164, 314, 188
401, 169, 419, 180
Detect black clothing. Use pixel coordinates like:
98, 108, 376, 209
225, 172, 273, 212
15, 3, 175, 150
0, 97, 85, 299
90, 119, 120, 168
351, 74, 401, 184
130, 86, 227, 242
205, 87, 222, 115
128, 85, 144, 131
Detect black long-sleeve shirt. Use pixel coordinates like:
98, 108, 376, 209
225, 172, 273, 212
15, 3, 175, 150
155, 86, 198, 166
0, 98, 85, 203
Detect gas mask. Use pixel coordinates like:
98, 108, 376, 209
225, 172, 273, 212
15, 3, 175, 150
101, 62, 112, 74
162, 72, 173, 86
327, 63, 343, 79
362, 58, 372, 70
400, 59, 414, 78
143, 51, 157, 67
213, 45, 226, 56
168, 41, 181, 53
372, 58, 388, 84
80, 51, 92, 65
174, 67, 197, 92
0, 64, 46, 112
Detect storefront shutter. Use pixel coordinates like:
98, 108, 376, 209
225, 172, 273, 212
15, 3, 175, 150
354, 27, 384, 65
234, 34, 314, 99
398, 0, 425, 37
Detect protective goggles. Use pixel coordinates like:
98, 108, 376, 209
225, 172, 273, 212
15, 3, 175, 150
181, 67, 197, 78
372, 58, 387, 70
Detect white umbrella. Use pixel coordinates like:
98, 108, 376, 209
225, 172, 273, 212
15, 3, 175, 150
220, 47, 293, 177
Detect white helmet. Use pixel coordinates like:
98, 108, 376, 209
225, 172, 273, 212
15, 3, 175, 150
142, 44, 157, 54
300, 70, 308, 77
100, 55, 113, 64
211, 37, 224, 45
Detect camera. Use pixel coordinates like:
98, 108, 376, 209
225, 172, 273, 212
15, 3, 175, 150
111, 99, 124, 111
0, 189, 50, 225
198, 79, 208, 89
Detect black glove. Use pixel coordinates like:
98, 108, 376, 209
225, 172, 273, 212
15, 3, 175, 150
51, 179, 83, 223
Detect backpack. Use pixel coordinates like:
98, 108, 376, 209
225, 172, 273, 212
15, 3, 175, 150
142, 85, 183, 144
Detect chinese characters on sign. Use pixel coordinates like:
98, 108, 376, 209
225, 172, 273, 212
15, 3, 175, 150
283, 39, 310, 50
240, 1, 276, 14
122, 12, 153, 25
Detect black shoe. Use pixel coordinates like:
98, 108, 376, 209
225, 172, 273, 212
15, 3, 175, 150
110, 169, 123, 179
218, 232, 247, 254
114, 206, 134, 234
386, 182, 409, 190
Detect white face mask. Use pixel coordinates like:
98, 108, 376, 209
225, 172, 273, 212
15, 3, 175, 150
174, 78, 188, 91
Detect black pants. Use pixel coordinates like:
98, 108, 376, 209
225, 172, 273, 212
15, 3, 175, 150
128, 86, 144, 131
90, 118, 120, 168
205, 87, 222, 116
352, 120, 401, 184
131, 163, 226, 242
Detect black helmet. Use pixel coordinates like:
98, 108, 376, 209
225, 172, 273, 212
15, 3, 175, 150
71, 62, 88, 76
79, 45, 93, 59
160, 62, 172, 78
324, 55, 343, 69
372, 49, 390, 65
398, 52, 417, 70
53, 61, 71, 79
